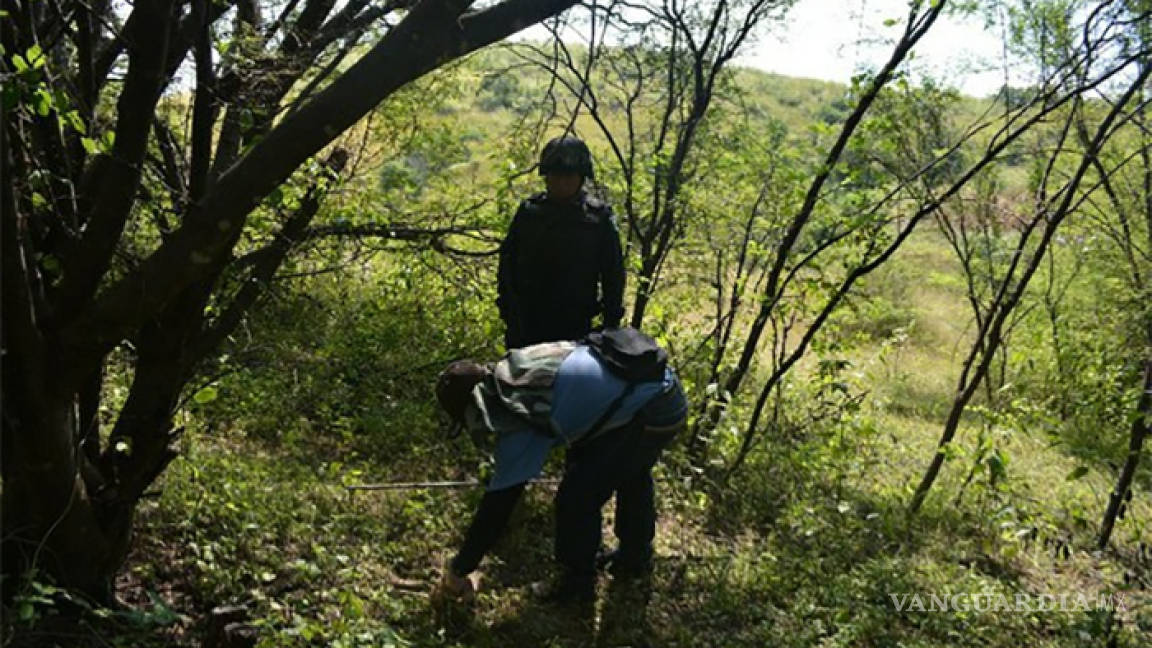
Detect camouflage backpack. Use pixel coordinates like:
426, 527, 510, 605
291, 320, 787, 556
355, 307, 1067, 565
466, 341, 578, 445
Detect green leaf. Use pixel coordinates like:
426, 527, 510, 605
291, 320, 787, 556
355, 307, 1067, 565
1066, 466, 1089, 481
986, 450, 1007, 483
18, 601, 34, 621
2, 83, 19, 110
193, 386, 219, 404
64, 110, 86, 135
31, 582, 59, 596
34, 88, 52, 116
25, 43, 43, 68
39, 254, 61, 273
81, 137, 98, 155
941, 441, 961, 461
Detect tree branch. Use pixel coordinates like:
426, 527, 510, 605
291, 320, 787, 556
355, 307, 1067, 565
192, 150, 350, 356
188, 0, 218, 202
53, 0, 178, 324
56, 0, 579, 381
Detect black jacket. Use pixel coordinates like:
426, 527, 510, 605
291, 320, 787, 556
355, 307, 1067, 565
497, 191, 625, 347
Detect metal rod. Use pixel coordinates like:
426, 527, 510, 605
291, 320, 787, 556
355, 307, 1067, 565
344, 478, 561, 492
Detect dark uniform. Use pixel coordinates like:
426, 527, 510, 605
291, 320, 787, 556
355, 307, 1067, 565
497, 191, 626, 348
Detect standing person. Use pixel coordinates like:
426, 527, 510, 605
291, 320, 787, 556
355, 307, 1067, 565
431, 330, 686, 605
497, 136, 626, 349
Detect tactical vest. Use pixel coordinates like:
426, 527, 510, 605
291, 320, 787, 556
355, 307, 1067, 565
510, 193, 614, 322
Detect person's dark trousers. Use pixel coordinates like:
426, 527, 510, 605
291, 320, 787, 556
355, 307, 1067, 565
613, 464, 657, 569
554, 422, 677, 588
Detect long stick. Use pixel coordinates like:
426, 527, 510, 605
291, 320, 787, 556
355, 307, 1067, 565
345, 478, 561, 492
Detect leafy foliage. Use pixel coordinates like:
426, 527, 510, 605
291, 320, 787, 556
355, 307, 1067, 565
5, 0, 1152, 646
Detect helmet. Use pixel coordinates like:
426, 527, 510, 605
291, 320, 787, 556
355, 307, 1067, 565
538, 136, 594, 179
435, 360, 486, 424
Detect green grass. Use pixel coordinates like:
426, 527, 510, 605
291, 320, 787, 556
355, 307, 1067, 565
85, 405, 1147, 647
87, 226, 1150, 648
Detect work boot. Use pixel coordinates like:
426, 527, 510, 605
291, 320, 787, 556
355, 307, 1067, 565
531, 573, 596, 606
596, 548, 653, 579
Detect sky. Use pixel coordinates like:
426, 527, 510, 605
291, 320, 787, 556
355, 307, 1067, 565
518, 0, 1018, 98
744, 0, 1011, 97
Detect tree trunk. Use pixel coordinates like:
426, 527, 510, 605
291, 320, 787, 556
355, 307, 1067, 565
1, 379, 123, 603
1099, 55, 1152, 548
1097, 359, 1152, 548
629, 259, 655, 328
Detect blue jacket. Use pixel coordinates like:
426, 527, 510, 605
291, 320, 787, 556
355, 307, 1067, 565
464, 345, 686, 491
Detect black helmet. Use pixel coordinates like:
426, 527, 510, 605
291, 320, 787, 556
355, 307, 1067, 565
538, 136, 594, 179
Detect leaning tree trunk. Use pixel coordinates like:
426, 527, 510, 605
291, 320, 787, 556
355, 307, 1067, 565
1099, 59, 1152, 548
2, 0, 582, 602
1098, 359, 1152, 548
684, 2, 946, 469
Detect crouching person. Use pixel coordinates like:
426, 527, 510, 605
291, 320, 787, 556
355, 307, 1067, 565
432, 328, 686, 605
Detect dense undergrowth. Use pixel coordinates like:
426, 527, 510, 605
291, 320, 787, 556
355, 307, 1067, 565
7, 225, 1149, 647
